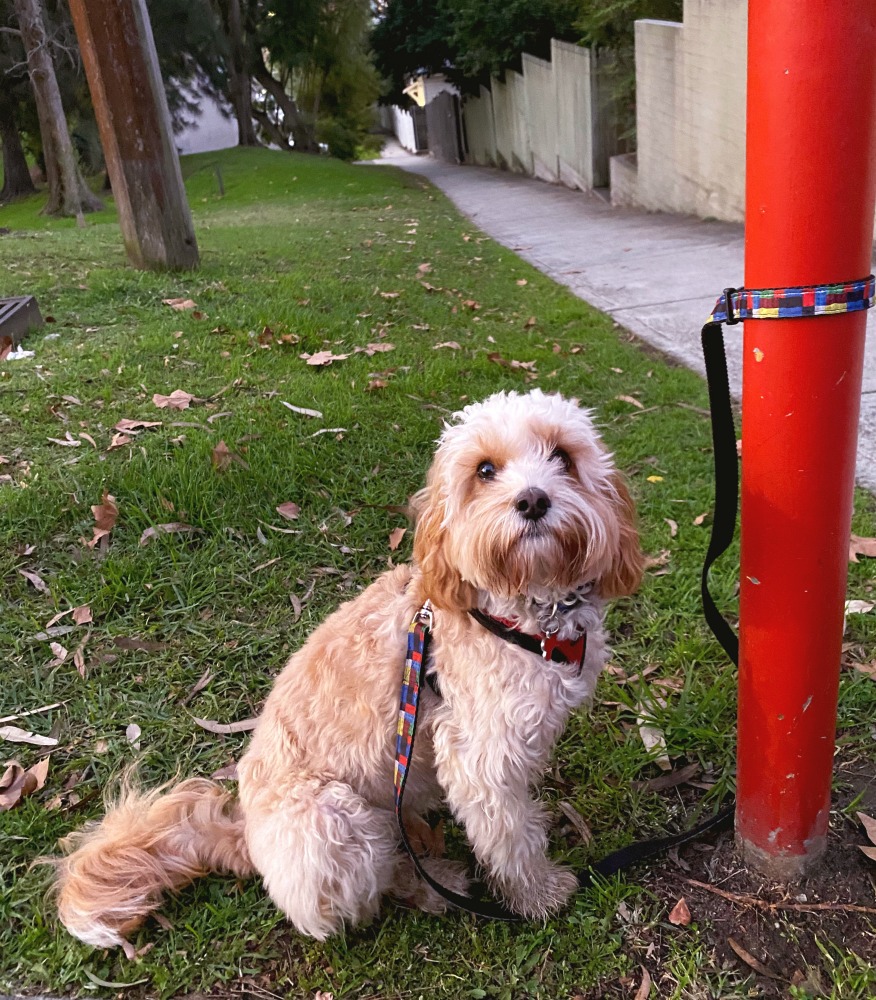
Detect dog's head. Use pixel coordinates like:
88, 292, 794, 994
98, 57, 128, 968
412, 389, 643, 611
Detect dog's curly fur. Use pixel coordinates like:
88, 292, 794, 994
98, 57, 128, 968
54, 389, 643, 950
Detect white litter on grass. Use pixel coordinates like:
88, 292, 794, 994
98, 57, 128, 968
6, 348, 35, 360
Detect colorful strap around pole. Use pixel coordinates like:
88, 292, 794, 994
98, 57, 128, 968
707, 275, 875, 326
700, 273, 875, 668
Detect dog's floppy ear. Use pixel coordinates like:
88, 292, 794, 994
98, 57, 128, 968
599, 472, 644, 598
411, 485, 476, 612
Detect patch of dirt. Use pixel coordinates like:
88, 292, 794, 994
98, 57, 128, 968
618, 758, 876, 997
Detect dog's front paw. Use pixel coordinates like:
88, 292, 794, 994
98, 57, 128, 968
493, 860, 578, 919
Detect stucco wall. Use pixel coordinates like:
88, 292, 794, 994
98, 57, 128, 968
634, 1, 747, 222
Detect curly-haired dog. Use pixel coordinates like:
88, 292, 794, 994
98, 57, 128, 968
54, 389, 643, 951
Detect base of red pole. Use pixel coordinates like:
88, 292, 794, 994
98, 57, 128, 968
736, 830, 827, 881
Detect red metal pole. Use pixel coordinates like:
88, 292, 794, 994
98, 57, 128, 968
738, 1, 876, 877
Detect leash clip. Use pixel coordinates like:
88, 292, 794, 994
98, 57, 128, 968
722, 287, 741, 325
415, 599, 433, 631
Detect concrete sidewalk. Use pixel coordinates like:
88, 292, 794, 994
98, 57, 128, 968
369, 141, 876, 492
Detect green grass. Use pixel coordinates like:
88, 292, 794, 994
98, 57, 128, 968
1, 146, 875, 999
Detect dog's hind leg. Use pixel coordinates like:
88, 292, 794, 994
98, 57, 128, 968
243, 776, 398, 940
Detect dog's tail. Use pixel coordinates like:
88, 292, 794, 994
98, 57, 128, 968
52, 777, 254, 951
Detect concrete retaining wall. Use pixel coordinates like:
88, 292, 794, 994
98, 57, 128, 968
632, 1, 747, 222
462, 41, 619, 192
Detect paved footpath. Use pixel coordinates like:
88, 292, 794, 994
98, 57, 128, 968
369, 141, 876, 492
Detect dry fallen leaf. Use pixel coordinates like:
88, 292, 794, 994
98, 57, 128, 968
664, 518, 678, 538
280, 401, 323, 418
668, 897, 692, 926
162, 297, 197, 310
636, 698, 671, 771
644, 549, 671, 571
858, 812, 876, 861
727, 937, 785, 981
433, 341, 461, 350
18, 569, 50, 595
139, 523, 199, 546
516, 279, 528, 286
276, 501, 301, 521
360, 343, 394, 356
47, 432, 81, 447
152, 389, 202, 410
633, 967, 651, 1000
388, 527, 407, 551
107, 432, 133, 451
846, 600, 875, 615
115, 419, 162, 433
211, 762, 239, 781
616, 395, 645, 409
557, 800, 593, 845
193, 716, 258, 735
72, 605, 92, 625
85, 491, 118, 550
850, 534, 876, 563
0, 757, 50, 812
0, 725, 59, 747
211, 440, 232, 471
378, 291, 401, 299
299, 350, 350, 367
366, 379, 388, 391
693, 511, 710, 526
48, 642, 68, 667
126, 723, 142, 749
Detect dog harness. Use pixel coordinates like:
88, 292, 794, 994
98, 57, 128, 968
393, 600, 732, 919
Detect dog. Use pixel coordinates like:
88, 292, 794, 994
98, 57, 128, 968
53, 388, 643, 952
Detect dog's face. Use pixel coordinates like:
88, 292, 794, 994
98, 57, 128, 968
413, 390, 643, 610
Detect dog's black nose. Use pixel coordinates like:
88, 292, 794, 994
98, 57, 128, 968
515, 488, 551, 521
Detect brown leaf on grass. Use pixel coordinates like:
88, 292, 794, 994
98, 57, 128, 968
152, 389, 203, 410
664, 518, 678, 538
419, 281, 442, 293
85, 491, 118, 550
487, 352, 537, 372
139, 522, 200, 546
693, 511, 710, 526
616, 395, 645, 409
47, 432, 81, 447
72, 632, 89, 678
417, 263, 432, 275
852, 660, 876, 679
516, 279, 528, 286
108, 433, 133, 451
72, 605, 92, 625
360, 343, 395, 356
366, 379, 389, 391
45, 608, 72, 629
193, 716, 258, 735
638, 762, 701, 792
162, 297, 197, 310
0, 725, 58, 746
115, 419, 162, 433
644, 549, 671, 570
388, 527, 406, 551
48, 642, 68, 667
633, 967, 651, 1000
0, 757, 50, 812
557, 800, 593, 845
524, 316, 537, 328
668, 897, 692, 926
727, 938, 785, 981
378, 291, 401, 299
276, 501, 301, 521
299, 350, 350, 367
850, 534, 876, 563
80, 432, 97, 449
126, 723, 141, 749
18, 569, 50, 595
433, 341, 461, 350
181, 669, 213, 705
636, 698, 671, 771
462, 299, 481, 310
212, 440, 232, 471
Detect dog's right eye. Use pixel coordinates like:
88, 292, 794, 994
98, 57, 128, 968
477, 461, 497, 481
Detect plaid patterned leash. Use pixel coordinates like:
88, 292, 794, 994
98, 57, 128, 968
701, 275, 876, 666
394, 602, 734, 920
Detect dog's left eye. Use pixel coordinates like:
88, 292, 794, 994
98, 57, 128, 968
550, 447, 572, 471
477, 461, 497, 481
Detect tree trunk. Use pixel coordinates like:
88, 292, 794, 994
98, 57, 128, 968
13, 0, 103, 217
224, 0, 258, 146
0, 95, 36, 203
252, 60, 315, 152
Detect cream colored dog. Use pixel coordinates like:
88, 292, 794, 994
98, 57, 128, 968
54, 389, 643, 952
